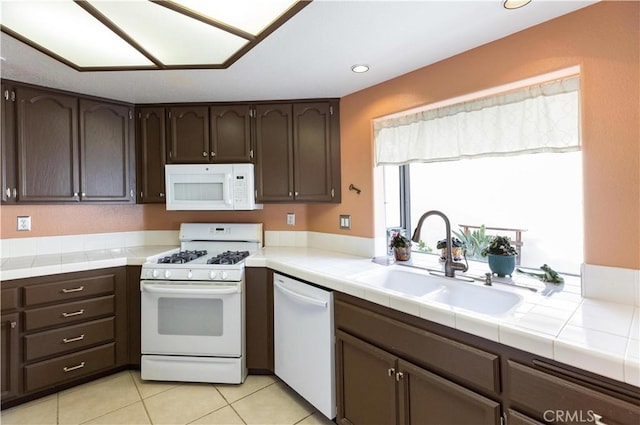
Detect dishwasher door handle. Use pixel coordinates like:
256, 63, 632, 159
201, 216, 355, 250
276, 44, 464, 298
274, 280, 327, 308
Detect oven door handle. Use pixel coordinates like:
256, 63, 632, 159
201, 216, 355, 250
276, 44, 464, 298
274, 281, 327, 308
141, 284, 239, 295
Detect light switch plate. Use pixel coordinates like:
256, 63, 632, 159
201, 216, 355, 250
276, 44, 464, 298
17, 216, 31, 231
286, 213, 295, 226
340, 215, 351, 230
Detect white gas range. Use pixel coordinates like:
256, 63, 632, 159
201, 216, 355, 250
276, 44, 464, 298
139, 223, 262, 385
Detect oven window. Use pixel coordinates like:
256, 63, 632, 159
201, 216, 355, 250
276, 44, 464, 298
158, 298, 223, 336
174, 182, 223, 201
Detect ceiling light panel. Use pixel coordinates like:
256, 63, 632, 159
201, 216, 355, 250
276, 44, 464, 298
87, 0, 249, 66
1, 1, 154, 68
170, 0, 299, 36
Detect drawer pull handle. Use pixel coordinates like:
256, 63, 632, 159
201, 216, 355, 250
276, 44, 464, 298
62, 286, 84, 293
62, 334, 85, 344
63, 362, 85, 373
62, 309, 85, 318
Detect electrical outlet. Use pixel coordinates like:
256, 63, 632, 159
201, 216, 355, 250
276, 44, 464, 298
340, 215, 351, 230
17, 216, 31, 231
286, 213, 295, 226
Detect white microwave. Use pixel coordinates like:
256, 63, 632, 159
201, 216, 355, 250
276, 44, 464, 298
165, 164, 262, 211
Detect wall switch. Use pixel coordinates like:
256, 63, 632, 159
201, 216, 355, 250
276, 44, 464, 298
17, 216, 31, 231
286, 213, 295, 226
340, 215, 351, 230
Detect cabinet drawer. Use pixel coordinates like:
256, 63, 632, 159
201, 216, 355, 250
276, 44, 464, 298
24, 343, 115, 393
335, 299, 500, 394
508, 361, 640, 425
1, 288, 19, 311
23, 274, 115, 307
24, 295, 114, 331
24, 317, 115, 362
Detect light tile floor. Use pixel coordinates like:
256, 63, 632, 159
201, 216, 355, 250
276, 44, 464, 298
0, 371, 335, 425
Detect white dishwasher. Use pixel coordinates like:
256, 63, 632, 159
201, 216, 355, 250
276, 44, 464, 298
273, 273, 335, 419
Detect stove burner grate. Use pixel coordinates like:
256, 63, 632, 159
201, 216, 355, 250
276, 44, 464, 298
207, 250, 250, 265
157, 250, 208, 264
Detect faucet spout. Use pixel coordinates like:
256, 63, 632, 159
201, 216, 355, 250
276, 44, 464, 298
411, 210, 468, 278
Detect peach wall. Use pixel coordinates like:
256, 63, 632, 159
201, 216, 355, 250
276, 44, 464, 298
308, 1, 639, 269
0, 203, 308, 239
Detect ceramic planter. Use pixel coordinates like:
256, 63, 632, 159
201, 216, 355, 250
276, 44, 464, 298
394, 246, 411, 261
488, 254, 516, 277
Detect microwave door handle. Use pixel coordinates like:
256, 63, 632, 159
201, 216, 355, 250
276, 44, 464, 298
141, 284, 239, 296
224, 174, 233, 206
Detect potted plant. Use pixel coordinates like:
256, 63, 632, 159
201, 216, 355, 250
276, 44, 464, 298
436, 237, 465, 261
481, 235, 518, 277
389, 232, 412, 261
453, 225, 492, 261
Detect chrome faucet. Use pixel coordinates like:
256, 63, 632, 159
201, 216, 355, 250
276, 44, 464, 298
411, 210, 468, 278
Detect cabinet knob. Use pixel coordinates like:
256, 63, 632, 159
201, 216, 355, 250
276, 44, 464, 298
81, 192, 86, 197
130, 189, 134, 198
288, 192, 292, 197
5, 188, 10, 198
73, 192, 78, 197
395, 372, 404, 382
295, 191, 299, 197
12, 188, 16, 198
159, 193, 164, 197
10, 321, 16, 329
210, 152, 216, 157
387, 368, 395, 377
202, 152, 208, 157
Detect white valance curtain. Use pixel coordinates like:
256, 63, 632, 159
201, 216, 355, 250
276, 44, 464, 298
374, 76, 580, 166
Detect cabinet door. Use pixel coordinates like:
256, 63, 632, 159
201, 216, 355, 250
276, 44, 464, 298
1, 312, 20, 400
127, 266, 142, 366
16, 87, 79, 202
245, 268, 274, 372
336, 330, 398, 425
79, 99, 134, 202
398, 359, 500, 425
137, 107, 166, 203
1, 83, 17, 204
255, 104, 294, 202
293, 102, 335, 202
167, 106, 209, 163
210, 105, 252, 163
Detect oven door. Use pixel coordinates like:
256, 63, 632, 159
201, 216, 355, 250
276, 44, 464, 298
140, 281, 242, 357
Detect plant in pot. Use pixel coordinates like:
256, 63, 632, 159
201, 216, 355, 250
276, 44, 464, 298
453, 225, 492, 261
436, 237, 465, 262
390, 232, 412, 261
481, 235, 518, 277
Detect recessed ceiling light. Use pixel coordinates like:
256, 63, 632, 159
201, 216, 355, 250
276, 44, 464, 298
351, 64, 369, 73
503, 0, 532, 9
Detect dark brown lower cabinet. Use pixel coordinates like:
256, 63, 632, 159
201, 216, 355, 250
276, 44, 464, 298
245, 268, 274, 372
336, 330, 500, 425
1, 313, 20, 400
507, 409, 544, 425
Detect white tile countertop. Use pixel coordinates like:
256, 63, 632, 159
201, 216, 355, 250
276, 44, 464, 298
1, 243, 638, 388
247, 247, 640, 389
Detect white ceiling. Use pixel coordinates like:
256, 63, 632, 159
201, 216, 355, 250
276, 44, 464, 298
0, 0, 598, 104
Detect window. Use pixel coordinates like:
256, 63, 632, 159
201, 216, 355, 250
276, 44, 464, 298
375, 70, 582, 275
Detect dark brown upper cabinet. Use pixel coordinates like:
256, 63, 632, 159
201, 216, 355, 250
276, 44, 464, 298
167, 106, 209, 163
79, 99, 135, 203
16, 86, 79, 202
136, 107, 166, 203
210, 105, 253, 163
1, 83, 17, 204
255, 103, 294, 202
255, 100, 341, 203
11, 84, 135, 204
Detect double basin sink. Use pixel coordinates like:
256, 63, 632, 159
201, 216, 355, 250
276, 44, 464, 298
353, 266, 527, 316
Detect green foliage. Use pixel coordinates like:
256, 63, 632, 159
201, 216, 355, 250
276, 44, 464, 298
481, 235, 518, 256
415, 240, 432, 253
453, 225, 492, 260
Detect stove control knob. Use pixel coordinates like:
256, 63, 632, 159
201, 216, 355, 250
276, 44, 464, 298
152, 269, 159, 278
220, 271, 229, 280
209, 271, 218, 280
164, 270, 171, 279
187, 271, 193, 279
